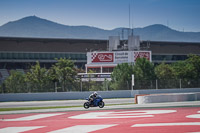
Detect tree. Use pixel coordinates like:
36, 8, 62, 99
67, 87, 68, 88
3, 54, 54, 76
87, 70, 97, 91
133, 58, 155, 80
26, 61, 50, 92
172, 61, 197, 79
154, 63, 178, 89
52, 58, 77, 91
185, 54, 200, 79
111, 63, 134, 90
4, 70, 26, 93
47, 67, 60, 92
155, 63, 176, 80
102, 79, 110, 91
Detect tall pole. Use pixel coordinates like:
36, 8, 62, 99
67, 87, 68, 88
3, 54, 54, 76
132, 74, 134, 91
131, 74, 134, 98
80, 78, 82, 92
156, 79, 158, 89
129, 3, 130, 29
129, 3, 131, 36
55, 82, 57, 92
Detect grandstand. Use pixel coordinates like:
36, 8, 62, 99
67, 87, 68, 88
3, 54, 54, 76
0, 36, 200, 80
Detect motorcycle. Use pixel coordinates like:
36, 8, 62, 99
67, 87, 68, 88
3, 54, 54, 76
83, 95, 105, 109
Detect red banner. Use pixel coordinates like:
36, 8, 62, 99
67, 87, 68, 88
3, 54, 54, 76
134, 51, 151, 61
91, 53, 114, 63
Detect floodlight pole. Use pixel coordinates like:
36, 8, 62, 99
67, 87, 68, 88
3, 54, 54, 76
131, 74, 134, 98
132, 74, 134, 91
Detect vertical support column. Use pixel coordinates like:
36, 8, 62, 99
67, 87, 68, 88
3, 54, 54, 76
131, 75, 134, 98
80, 79, 82, 92
55, 82, 57, 92
131, 74, 134, 91
156, 79, 158, 89
86, 66, 88, 73
106, 79, 108, 91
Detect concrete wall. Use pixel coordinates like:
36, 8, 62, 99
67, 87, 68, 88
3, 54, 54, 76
137, 93, 200, 104
197, 92, 200, 100
131, 88, 200, 96
0, 88, 200, 102
0, 90, 132, 102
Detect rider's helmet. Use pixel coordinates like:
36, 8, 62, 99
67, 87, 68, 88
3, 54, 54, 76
93, 91, 98, 96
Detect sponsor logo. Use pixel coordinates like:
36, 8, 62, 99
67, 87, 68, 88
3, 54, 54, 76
134, 52, 150, 61
91, 53, 114, 63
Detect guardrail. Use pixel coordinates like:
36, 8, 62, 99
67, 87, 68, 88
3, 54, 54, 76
0, 88, 200, 102
136, 92, 200, 104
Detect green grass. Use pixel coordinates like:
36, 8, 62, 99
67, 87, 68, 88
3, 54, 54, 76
0, 105, 81, 112
0, 103, 133, 112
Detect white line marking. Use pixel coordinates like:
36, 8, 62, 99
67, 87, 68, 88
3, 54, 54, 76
0, 126, 45, 133
48, 124, 117, 133
187, 111, 200, 118
187, 114, 200, 118
69, 110, 176, 119
3, 113, 65, 121
132, 122, 200, 127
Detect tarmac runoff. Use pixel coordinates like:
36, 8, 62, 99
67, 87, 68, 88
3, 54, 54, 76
0, 98, 133, 108
0, 100, 200, 115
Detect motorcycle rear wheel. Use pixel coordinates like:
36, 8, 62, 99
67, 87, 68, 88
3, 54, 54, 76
83, 102, 90, 109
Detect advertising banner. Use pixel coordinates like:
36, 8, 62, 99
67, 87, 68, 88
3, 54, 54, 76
114, 51, 133, 63
91, 52, 114, 63
134, 51, 151, 62
87, 51, 151, 64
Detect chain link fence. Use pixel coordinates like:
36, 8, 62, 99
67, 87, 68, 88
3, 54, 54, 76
77, 79, 200, 91
1, 78, 200, 93
134, 79, 200, 90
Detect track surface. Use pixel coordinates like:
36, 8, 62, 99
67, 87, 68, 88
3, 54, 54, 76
0, 107, 200, 133
0, 98, 133, 108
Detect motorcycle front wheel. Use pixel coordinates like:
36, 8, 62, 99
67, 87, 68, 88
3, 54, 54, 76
99, 101, 105, 108
83, 102, 90, 109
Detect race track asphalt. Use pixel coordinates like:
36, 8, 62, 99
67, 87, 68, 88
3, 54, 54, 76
1, 106, 200, 133
0, 99, 200, 114
0, 98, 134, 108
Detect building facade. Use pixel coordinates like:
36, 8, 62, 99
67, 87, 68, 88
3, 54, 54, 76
0, 36, 200, 80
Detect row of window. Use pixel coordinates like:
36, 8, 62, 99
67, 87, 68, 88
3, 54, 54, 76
0, 52, 87, 60
87, 67, 114, 73
152, 55, 188, 61
0, 52, 191, 62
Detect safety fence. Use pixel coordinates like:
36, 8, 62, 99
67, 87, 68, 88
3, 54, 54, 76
0, 78, 200, 93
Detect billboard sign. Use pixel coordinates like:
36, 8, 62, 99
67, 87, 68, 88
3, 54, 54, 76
87, 51, 151, 64
134, 51, 151, 62
114, 51, 133, 63
91, 53, 114, 63
78, 73, 111, 82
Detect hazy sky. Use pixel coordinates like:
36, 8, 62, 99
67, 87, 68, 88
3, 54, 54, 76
0, 0, 200, 32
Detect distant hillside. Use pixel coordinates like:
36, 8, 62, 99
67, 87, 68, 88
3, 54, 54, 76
0, 16, 200, 42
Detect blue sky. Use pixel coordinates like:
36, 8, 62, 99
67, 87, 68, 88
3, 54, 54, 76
0, 0, 200, 32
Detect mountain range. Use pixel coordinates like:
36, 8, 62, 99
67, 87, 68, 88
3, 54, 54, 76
0, 16, 200, 42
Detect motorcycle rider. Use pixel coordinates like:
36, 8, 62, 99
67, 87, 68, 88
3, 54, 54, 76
89, 91, 98, 105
